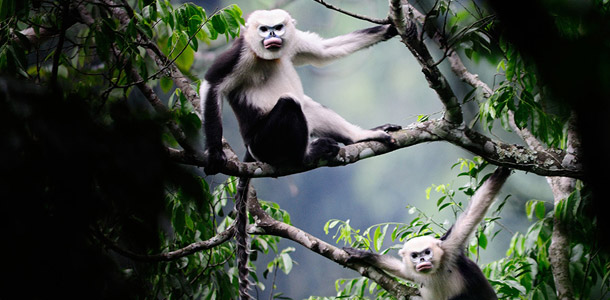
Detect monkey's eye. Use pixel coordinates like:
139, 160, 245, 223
274, 24, 284, 31
424, 249, 431, 255
410, 253, 418, 259
258, 26, 271, 37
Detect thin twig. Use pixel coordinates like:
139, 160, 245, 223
92, 224, 236, 262
312, 0, 390, 24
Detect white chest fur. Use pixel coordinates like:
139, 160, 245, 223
418, 267, 465, 300
231, 55, 306, 113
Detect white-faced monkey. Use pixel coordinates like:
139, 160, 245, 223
200, 9, 400, 299
345, 167, 511, 300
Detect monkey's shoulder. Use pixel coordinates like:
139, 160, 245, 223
205, 37, 245, 84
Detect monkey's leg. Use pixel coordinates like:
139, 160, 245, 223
302, 97, 399, 145
248, 96, 309, 165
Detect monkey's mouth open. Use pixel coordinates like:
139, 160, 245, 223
416, 262, 433, 272
264, 37, 283, 50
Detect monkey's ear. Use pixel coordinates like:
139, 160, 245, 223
398, 248, 406, 257
290, 17, 296, 26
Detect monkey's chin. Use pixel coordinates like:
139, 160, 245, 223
416, 262, 433, 272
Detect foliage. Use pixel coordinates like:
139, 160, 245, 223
312, 0, 610, 297
148, 177, 294, 299
1, 0, 608, 299
483, 185, 610, 300
320, 158, 503, 299
0, 0, 244, 133
323, 157, 609, 299
0, 0, 291, 298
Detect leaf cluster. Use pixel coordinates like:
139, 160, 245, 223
149, 177, 296, 299
323, 157, 508, 299
483, 185, 609, 300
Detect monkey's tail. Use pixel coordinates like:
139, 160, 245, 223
236, 176, 252, 300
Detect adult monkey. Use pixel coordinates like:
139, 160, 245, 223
200, 9, 399, 299
345, 167, 511, 299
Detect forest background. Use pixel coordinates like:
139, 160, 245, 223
0, 0, 608, 299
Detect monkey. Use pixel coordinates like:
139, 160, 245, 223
199, 9, 400, 299
344, 167, 511, 300
200, 8, 400, 172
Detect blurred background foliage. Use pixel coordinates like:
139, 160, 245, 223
0, 0, 608, 299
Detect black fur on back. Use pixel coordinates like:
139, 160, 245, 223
204, 37, 244, 84
449, 250, 498, 300
440, 225, 453, 241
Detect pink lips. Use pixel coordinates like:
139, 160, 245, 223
416, 262, 432, 272
264, 37, 282, 49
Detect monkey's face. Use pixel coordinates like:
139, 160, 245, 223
399, 236, 443, 275
257, 23, 286, 50
245, 9, 296, 60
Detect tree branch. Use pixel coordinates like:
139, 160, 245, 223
171, 120, 583, 178
311, 0, 390, 24
103, 0, 202, 117
72, 2, 198, 153
245, 185, 418, 298
92, 224, 236, 262
389, 0, 463, 124
435, 8, 578, 297
545, 116, 579, 300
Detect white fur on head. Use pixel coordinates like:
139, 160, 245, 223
399, 236, 444, 274
244, 9, 296, 60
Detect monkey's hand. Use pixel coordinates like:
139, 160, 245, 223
373, 123, 402, 133
343, 247, 378, 263
383, 24, 399, 40
204, 147, 227, 175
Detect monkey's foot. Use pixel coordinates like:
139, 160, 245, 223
305, 137, 340, 164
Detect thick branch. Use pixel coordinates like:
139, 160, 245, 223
389, 0, 408, 35
547, 176, 576, 300
441, 12, 578, 298
389, 0, 463, 124
545, 116, 579, 300
245, 187, 417, 298
173, 120, 583, 178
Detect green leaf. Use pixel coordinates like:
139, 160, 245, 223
534, 201, 546, 220
160, 76, 173, 93
478, 232, 488, 249
324, 219, 340, 234
94, 29, 110, 61
417, 114, 429, 122
205, 22, 218, 40
210, 14, 226, 34
280, 253, 293, 274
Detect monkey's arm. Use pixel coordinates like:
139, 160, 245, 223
441, 167, 511, 253
200, 82, 226, 174
292, 25, 397, 66
344, 247, 414, 281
